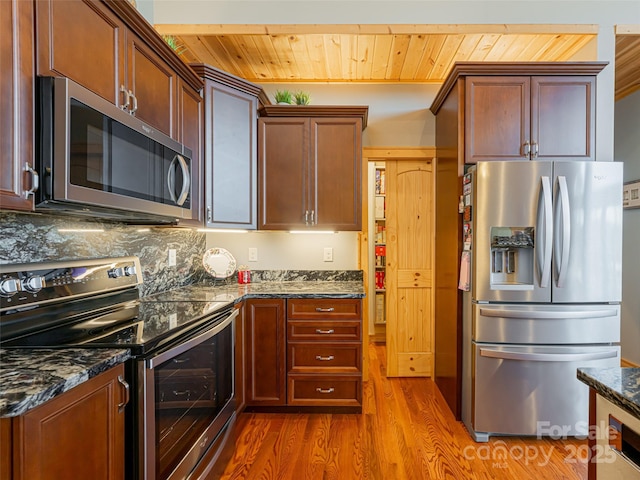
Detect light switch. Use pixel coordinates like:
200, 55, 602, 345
168, 249, 177, 267
248, 247, 258, 262
323, 247, 333, 262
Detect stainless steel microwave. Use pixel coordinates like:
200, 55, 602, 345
36, 76, 194, 224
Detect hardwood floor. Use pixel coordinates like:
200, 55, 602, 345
220, 343, 588, 479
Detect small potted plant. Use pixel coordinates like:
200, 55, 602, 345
274, 89, 293, 105
293, 91, 311, 105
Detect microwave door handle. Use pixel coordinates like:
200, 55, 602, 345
479, 347, 619, 362
167, 155, 190, 206
537, 176, 552, 287
554, 176, 571, 287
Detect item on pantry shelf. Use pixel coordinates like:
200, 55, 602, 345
202, 247, 237, 279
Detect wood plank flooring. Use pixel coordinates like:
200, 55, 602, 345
220, 343, 588, 479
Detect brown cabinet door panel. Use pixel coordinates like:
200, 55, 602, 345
127, 33, 176, 137
245, 299, 286, 405
287, 298, 361, 320
465, 76, 530, 162
1, 0, 34, 211
288, 344, 361, 372
258, 118, 309, 229
288, 321, 361, 342
36, 0, 124, 105
531, 76, 596, 161
12, 366, 125, 480
312, 118, 362, 230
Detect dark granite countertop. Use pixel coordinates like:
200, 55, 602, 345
0, 275, 364, 418
577, 367, 640, 419
0, 348, 130, 418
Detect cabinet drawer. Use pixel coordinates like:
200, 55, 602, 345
288, 320, 361, 341
288, 344, 361, 373
287, 299, 361, 320
287, 375, 361, 406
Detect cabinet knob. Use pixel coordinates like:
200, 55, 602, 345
523, 140, 531, 159
23, 162, 39, 198
315, 307, 335, 312
120, 85, 130, 111
117, 375, 130, 413
531, 142, 539, 158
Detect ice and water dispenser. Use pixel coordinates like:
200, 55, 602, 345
490, 226, 535, 290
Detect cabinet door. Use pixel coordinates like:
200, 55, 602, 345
244, 299, 286, 405
312, 118, 363, 230
126, 31, 176, 137
531, 76, 596, 161
258, 118, 309, 229
205, 81, 258, 228
1, 0, 35, 211
177, 79, 203, 226
12, 365, 127, 480
36, 0, 125, 106
465, 76, 530, 163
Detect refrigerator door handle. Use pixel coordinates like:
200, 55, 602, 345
479, 348, 619, 363
554, 176, 571, 288
478, 307, 619, 320
536, 176, 553, 288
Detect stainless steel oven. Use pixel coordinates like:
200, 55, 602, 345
0, 257, 237, 480
139, 307, 236, 480
36, 77, 194, 224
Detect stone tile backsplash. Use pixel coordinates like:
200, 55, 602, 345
0, 212, 206, 297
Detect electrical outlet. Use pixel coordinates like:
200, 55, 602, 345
248, 247, 258, 262
323, 247, 333, 262
168, 249, 177, 267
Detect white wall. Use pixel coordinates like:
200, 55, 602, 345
261, 84, 440, 147
615, 90, 640, 366
206, 231, 360, 270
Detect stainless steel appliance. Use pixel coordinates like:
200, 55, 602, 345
0, 257, 236, 479
36, 77, 194, 224
461, 161, 623, 442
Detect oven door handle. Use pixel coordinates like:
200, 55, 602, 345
147, 309, 238, 369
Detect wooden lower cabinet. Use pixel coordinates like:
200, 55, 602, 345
244, 298, 287, 406
286, 298, 363, 408
2, 364, 128, 480
243, 297, 363, 410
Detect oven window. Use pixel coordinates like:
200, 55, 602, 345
68, 98, 191, 208
154, 322, 233, 479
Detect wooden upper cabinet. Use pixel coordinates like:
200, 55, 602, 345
191, 64, 260, 229
36, 0, 202, 140
258, 106, 367, 231
259, 117, 309, 230
430, 62, 606, 165
1, 0, 36, 211
531, 76, 596, 161
36, 0, 125, 107
125, 31, 176, 137
465, 76, 531, 162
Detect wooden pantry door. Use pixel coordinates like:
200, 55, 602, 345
385, 159, 434, 377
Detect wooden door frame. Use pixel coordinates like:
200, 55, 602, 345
360, 147, 435, 381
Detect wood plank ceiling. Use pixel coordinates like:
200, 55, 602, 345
153, 24, 640, 100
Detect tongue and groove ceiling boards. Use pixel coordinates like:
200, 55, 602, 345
153, 24, 640, 100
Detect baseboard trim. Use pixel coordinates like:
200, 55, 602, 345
621, 358, 640, 368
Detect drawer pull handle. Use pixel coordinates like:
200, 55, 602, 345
316, 387, 335, 394
315, 355, 335, 361
315, 307, 335, 312
117, 375, 130, 413
315, 329, 335, 334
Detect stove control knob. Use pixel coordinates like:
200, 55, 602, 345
0, 278, 21, 297
108, 267, 124, 278
123, 265, 137, 276
21, 275, 45, 293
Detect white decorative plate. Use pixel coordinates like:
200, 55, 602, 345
202, 247, 237, 279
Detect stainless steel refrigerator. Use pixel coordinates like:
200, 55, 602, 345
461, 161, 623, 442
